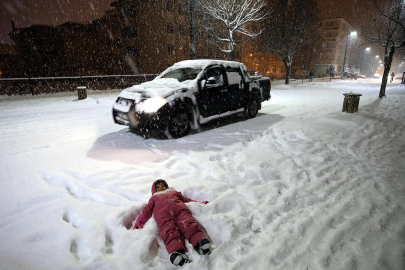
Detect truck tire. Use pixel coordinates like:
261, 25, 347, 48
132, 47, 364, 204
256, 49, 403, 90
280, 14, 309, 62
243, 98, 259, 119
167, 108, 191, 138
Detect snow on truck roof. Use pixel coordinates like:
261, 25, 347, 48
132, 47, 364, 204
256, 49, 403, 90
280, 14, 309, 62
119, 60, 247, 100
169, 59, 244, 70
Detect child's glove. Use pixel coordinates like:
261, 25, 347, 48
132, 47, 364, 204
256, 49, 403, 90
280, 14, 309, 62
201, 201, 209, 204
133, 214, 146, 229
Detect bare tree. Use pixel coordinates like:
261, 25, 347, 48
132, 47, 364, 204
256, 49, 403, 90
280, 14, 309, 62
261, 0, 319, 84
367, 0, 405, 98
198, 0, 267, 60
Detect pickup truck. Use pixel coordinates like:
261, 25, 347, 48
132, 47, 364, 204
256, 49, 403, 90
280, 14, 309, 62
112, 60, 271, 138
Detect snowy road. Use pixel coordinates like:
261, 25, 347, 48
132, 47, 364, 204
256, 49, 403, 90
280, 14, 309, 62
0, 78, 404, 270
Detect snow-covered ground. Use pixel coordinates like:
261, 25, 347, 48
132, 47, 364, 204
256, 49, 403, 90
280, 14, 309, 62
0, 77, 404, 270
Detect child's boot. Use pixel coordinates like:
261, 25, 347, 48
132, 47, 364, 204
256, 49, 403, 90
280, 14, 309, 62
170, 251, 190, 266
196, 237, 211, 255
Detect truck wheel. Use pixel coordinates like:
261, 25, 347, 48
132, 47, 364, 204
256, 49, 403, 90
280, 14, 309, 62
243, 98, 259, 119
167, 109, 191, 138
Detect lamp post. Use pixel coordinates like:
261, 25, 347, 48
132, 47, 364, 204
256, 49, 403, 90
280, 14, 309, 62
360, 47, 370, 74
371, 55, 379, 77
341, 31, 357, 79
190, 0, 195, 60
361, 47, 370, 75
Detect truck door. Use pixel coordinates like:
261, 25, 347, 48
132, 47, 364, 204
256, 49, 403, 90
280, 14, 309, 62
225, 67, 247, 110
197, 66, 229, 117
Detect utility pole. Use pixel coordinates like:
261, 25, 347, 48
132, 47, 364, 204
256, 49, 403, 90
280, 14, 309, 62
341, 31, 357, 79
190, 0, 195, 60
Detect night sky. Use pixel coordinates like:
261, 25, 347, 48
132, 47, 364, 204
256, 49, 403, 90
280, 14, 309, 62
0, 0, 113, 44
0, 0, 385, 45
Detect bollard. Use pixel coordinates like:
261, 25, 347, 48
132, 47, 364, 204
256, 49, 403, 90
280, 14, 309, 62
77, 86, 87, 100
342, 92, 362, 113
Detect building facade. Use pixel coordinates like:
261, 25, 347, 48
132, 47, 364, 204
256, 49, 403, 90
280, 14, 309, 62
314, 17, 352, 76
0, 44, 17, 78
9, 0, 244, 77
8, 0, 322, 79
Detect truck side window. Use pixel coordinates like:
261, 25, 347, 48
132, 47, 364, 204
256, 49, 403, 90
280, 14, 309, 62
226, 73, 239, 84
226, 67, 244, 89
206, 67, 224, 86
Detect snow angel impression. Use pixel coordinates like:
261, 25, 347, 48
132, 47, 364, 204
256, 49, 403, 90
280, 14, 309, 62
133, 179, 211, 266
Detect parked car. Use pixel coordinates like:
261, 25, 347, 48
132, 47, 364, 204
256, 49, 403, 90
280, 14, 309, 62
374, 73, 381, 78
112, 60, 271, 138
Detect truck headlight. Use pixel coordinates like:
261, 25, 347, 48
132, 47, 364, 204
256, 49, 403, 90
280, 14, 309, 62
136, 97, 167, 113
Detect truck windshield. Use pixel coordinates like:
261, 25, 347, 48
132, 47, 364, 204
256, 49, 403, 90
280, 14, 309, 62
161, 68, 202, 82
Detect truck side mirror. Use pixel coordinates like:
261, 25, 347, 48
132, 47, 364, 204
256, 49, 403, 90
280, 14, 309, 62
206, 77, 216, 86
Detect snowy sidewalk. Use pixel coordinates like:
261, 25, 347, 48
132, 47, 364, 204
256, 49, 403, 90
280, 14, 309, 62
0, 79, 404, 270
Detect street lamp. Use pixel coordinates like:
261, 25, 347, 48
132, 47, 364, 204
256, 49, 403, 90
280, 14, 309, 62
341, 31, 357, 79
190, 0, 195, 60
361, 47, 371, 75
371, 55, 379, 76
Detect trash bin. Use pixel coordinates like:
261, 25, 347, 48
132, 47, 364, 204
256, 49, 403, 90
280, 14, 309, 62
77, 86, 87, 100
342, 92, 362, 113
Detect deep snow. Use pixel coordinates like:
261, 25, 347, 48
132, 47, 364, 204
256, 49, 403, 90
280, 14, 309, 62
0, 77, 404, 270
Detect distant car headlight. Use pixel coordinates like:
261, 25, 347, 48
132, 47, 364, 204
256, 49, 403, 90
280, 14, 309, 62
136, 97, 167, 113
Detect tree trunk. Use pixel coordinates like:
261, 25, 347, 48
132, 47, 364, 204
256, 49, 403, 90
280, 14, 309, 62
379, 45, 395, 98
284, 62, 290, 84
284, 53, 292, 84
230, 50, 235, 61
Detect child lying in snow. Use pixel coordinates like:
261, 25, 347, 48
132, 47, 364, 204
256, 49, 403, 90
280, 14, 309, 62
133, 179, 211, 266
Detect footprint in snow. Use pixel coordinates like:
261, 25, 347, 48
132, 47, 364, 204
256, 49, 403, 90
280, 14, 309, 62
70, 238, 80, 261
62, 209, 81, 228
105, 229, 114, 255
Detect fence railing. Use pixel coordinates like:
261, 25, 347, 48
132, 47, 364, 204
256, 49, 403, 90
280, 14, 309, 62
0, 74, 158, 96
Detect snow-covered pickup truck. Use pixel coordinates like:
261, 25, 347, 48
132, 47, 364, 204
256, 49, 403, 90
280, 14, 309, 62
112, 60, 271, 138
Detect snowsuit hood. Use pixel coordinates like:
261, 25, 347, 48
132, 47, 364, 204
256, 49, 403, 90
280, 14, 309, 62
151, 179, 169, 195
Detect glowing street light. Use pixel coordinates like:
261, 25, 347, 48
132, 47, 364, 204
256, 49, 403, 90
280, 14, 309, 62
361, 47, 372, 73
341, 31, 357, 79
370, 55, 380, 76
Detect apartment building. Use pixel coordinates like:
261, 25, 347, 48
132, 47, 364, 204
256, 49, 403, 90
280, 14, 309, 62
314, 17, 352, 76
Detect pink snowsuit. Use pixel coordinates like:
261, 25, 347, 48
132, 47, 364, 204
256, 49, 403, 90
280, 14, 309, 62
133, 179, 206, 254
